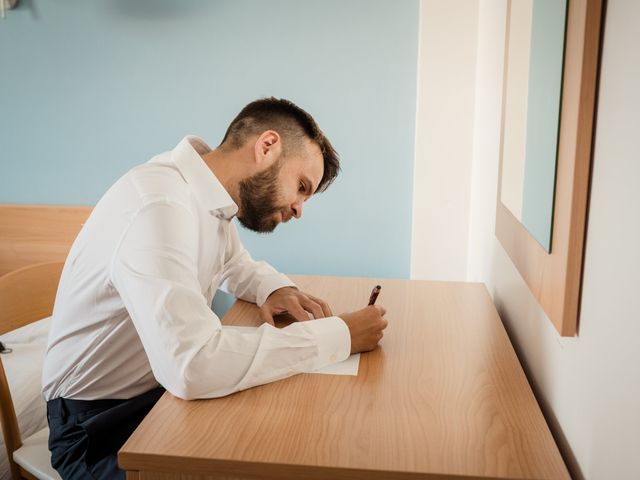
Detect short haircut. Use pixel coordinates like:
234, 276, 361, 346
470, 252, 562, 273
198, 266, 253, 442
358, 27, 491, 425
220, 97, 340, 193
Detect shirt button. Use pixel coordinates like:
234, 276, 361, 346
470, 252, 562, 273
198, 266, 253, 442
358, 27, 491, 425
330, 355, 337, 362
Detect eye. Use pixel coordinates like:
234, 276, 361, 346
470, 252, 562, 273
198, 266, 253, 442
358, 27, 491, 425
299, 181, 306, 193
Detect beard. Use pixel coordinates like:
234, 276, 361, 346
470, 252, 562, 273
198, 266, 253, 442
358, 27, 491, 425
237, 160, 286, 233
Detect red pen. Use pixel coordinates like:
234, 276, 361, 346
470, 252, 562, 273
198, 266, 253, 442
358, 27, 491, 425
368, 285, 381, 306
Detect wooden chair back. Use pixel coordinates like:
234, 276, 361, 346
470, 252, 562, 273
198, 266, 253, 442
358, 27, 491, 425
0, 262, 64, 479
0, 204, 89, 277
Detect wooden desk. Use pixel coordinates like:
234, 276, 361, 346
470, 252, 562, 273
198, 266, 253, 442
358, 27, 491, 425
119, 276, 570, 480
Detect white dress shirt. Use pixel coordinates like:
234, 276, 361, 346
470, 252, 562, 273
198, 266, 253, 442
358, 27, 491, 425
42, 136, 350, 401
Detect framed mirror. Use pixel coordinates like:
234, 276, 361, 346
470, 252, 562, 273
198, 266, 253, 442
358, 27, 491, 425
496, 0, 604, 336
499, 0, 567, 252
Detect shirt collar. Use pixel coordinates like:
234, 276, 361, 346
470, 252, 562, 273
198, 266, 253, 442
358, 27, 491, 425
171, 136, 238, 220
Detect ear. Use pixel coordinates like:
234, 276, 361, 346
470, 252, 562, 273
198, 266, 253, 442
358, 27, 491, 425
253, 130, 282, 166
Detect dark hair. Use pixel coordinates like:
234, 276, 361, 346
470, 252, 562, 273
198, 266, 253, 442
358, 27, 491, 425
220, 97, 340, 193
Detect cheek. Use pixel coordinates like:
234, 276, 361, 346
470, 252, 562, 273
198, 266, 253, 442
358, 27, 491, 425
277, 181, 297, 205
278, 191, 295, 208
274, 168, 301, 206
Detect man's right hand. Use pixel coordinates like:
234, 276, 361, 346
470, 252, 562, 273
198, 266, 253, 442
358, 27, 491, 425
339, 305, 388, 354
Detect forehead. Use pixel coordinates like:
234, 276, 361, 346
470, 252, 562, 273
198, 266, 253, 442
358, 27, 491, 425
285, 139, 324, 191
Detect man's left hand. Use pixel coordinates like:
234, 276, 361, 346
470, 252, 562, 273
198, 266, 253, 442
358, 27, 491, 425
260, 287, 333, 325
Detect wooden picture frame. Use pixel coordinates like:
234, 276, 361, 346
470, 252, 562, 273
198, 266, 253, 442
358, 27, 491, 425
496, 0, 604, 336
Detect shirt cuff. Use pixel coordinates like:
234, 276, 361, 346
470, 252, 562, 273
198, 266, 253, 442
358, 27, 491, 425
306, 316, 351, 369
256, 273, 297, 307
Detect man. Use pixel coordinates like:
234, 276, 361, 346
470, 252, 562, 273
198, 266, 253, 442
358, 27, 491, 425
42, 97, 388, 479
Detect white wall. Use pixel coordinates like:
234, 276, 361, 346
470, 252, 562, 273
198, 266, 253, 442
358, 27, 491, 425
466, 1, 640, 479
411, 0, 478, 281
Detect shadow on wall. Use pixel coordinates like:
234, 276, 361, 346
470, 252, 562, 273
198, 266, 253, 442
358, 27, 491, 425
107, 0, 214, 19
12, 0, 213, 20
14, 0, 39, 19
488, 241, 585, 480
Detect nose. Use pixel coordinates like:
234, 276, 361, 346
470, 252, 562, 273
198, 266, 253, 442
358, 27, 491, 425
291, 200, 303, 219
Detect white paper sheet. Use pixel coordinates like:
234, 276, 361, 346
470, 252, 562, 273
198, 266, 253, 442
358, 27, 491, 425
224, 325, 359, 376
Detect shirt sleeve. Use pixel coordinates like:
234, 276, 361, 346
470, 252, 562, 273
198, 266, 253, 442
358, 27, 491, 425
109, 201, 351, 400
218, 221, 295, 306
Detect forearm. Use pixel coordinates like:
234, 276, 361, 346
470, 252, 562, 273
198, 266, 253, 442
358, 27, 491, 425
219, 256, 295, 306
171, 318, 350, 399
218, 223, 295, 305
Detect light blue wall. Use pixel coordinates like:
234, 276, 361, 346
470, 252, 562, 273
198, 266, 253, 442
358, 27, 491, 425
0, 0, 419, 283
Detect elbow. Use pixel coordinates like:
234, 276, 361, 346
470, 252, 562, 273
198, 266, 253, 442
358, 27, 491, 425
159, 369, 238, 400
168, 387, 236, 401
152, 334, 245, 400
164, 383, 199, 401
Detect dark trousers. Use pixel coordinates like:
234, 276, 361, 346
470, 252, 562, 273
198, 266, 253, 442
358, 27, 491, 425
46, 387, 165, 480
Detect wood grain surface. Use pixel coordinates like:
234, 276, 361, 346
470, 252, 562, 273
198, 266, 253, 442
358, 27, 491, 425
0, 261, 64, 334
119, 276, 569, 479
0, 204, 91, 276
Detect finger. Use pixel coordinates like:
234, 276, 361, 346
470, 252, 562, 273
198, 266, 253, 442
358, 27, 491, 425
308, 295, 333, 317
380, 318, 389, 330
259, 306, 275, 326
286, 299, 312, 322
373, 305, 387, 317
300, 297, 325, 319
